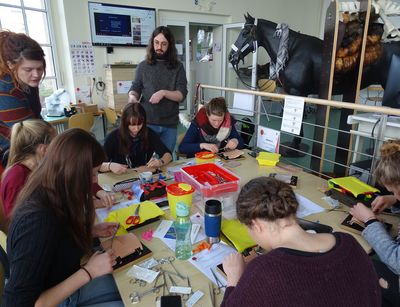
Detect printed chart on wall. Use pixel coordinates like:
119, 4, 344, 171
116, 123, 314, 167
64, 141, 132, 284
257, 125, 280, 153
280, 96, 305, 135
70, 42, 95, 75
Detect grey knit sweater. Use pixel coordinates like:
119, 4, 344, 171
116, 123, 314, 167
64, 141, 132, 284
130, 60, 187, 126
363, 221, 400, 275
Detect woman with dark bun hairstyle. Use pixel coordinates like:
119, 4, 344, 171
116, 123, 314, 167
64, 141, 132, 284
351, 139, 400, 307
221, 177, 380, 307
0, 30, 46, 166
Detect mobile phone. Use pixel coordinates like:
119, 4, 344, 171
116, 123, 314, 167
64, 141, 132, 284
247, 151, 257, 158
160, 295, 182, 307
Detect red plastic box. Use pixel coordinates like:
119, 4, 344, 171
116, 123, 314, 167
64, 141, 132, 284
180, 163, 240, 198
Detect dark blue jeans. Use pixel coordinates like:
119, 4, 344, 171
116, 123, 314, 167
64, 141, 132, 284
58, 274, 123, 307
147, 124, 177, 154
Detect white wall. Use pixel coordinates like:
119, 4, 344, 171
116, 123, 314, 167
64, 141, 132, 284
51, 0, 324, 105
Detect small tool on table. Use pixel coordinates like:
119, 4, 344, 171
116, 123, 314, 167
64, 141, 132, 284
210, 268, 226, 295
126, 204, 141, 225
110, 223, 120, 250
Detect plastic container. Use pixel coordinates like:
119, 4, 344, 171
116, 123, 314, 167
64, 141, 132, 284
181, 163, 240, 198
256, 152, 281, 166
195, 151, 216, 164
174, 202, 192, 260
166, 183, 195, 218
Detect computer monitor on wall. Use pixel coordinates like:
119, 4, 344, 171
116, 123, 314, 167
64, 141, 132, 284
382, 54, 400, 109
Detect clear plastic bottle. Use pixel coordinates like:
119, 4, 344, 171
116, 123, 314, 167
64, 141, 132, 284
174, 202, 192, 260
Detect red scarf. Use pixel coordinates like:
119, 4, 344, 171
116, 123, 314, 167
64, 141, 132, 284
194, 107, 232, 142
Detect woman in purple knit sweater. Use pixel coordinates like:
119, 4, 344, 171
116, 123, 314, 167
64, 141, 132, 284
221, 177, 381, 307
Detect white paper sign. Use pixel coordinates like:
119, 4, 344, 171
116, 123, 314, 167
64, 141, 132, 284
280, 96, 305, 135
257, 125, 280, 153
116, 80, 133, 94
231, 92, 254, 116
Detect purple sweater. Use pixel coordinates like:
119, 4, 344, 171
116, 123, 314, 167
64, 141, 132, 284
221, 232, 381, 307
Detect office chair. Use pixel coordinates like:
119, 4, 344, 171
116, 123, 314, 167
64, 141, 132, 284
103, 107, 120, 132
68, 112, 94, 132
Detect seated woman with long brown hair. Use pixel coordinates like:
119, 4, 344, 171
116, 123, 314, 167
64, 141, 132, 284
103, 102, 172, 170
3, 129, 122, 306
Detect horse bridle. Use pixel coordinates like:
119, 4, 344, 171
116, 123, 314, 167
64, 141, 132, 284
231, 19, 258, 89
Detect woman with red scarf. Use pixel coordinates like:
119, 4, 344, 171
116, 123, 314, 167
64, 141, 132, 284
179, 97, 244, 157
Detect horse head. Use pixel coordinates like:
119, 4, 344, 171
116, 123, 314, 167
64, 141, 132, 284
228, 13, 258, 69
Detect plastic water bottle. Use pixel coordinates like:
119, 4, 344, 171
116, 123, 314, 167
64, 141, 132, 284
174, 202, 192, 260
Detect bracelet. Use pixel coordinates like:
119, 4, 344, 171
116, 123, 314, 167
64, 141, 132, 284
81, 266, 92, 281
108, 161, 112, 172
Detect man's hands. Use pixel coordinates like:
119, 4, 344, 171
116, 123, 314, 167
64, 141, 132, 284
149, 90, 165, 104
128, 91, 140, 103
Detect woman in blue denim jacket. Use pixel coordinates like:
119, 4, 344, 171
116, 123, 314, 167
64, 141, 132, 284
351, 139, 400, 307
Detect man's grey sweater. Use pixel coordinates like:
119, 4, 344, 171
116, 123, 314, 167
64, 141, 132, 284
130, 60, 187, 126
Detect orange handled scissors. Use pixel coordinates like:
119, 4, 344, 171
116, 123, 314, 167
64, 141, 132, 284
126, 204, 141, 225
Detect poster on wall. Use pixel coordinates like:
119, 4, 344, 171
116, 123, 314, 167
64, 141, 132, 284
70, 41, 95, 75
280, 96, 305, 135
257, 125, 280, 153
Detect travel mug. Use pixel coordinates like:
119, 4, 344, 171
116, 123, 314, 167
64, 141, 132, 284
204, 199, 222, 244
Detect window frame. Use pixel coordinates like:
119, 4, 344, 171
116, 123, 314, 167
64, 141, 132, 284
0, 0, 61, 97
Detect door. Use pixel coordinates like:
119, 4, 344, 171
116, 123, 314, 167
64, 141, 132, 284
222, 23, 258, 116
159, 19, 190, 112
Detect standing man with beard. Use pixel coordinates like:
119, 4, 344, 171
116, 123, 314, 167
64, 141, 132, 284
128, 26, 188, 154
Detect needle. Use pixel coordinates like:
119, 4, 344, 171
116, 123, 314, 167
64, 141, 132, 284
110, 223, 120, 250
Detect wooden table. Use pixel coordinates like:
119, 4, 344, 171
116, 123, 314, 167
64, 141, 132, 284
98, 153, 400, 306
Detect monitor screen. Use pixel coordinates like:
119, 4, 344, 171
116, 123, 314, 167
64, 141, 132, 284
382, 54, 400, 109
88, 2, 156, 47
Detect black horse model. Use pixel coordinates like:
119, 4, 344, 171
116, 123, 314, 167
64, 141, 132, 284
229, 14, 400, 97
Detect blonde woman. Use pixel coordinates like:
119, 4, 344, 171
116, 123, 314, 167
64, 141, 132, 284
351, 139, 400, 307
0, 119, 55, 219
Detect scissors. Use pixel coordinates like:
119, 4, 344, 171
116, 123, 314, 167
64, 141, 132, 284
126, 204, 141, 225
158, 256, 175, 265
210, 268, 226, 295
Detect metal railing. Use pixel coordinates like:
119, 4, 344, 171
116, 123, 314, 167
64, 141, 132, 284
193, 84, 400, 183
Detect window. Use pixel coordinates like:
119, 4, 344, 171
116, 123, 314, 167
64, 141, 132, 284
0, 0, 58, 98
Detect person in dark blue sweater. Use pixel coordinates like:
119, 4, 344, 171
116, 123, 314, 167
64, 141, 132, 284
178, 97, 244, 157
104, 103, 172, 169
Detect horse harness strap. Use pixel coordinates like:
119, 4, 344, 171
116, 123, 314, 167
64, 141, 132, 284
231, 18, 258, 55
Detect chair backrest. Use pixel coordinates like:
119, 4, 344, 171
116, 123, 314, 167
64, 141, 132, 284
104, 107, 118, 126
68, 112, 94, 132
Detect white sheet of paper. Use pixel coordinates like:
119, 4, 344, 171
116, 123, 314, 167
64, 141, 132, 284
231, 92, 254, 116
256, 125, 280, 153
153, 220, 174, 238
295, 193, 325, 218
176, 44, 183, 55
126, 265, 159, 283
116, 80, 132, 94
281, 96, 305, 135
189, 243, 235, 287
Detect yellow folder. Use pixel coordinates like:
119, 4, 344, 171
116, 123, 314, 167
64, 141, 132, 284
104, 201, 165, 235
328, 176, 379, 198
221, 219, 256, 252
